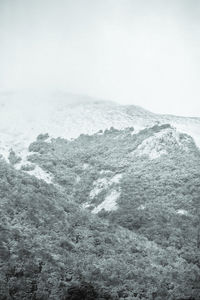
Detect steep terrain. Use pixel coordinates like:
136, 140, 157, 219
0, 91, 200, 299
0, 126, 200, 299
26, 125, 200, 250
0, 91, 200, 166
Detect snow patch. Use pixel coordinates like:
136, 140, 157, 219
160, 115, 200, 148
99, 169, 112, 175
110, 173, 123, 184
176, 209, 188, 216
11, 147, 53, 183
76, 175, 81, 183
92, 190, 120, 214
89, 178, 109, 198
138, 204, 146, 210
134, 128, 191, 160
82, 163, 89, 170
82, 202, 91, 209
89, 174, 122, 199
24, 165, 53, 184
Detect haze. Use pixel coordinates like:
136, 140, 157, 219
0, 0, 200, 117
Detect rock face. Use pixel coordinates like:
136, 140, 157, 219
133, 127, 193, 160
0, 90, 200, 163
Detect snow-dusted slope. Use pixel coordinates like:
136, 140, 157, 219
133, 127, 192, 160
0, 90, 200, 169
158, 114, 200, 149
0, 91, 146, 160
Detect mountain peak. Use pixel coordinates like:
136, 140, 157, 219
0, 91, 200, 164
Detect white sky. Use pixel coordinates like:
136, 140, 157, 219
0, 0, 200, 116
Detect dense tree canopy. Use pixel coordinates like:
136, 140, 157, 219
0, 125, 200, 299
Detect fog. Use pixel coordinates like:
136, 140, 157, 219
0, 0, 200, 116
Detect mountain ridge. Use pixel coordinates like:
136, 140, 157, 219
0, 91, 200, 164
0, 92, 200, 299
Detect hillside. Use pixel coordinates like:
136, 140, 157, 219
25, 124, 200, 252
0, 141, 200, 299
0, 92, 200, 299
0, 91, 200, 165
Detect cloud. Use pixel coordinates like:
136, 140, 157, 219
0, 0, 199, 116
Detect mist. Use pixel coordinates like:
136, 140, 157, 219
0, 0, 200, 116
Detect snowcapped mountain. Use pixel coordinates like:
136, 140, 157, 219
0, 90, 200, 163
1, 91, 200, 300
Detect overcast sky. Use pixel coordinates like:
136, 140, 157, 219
0, 0, 200, 116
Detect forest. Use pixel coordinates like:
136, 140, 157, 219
0, 125, 200, 299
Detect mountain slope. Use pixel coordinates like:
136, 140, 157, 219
0, 152, 200, 300
0, 91, 200, 299
25, 125, 200, 256
0, 91, 200, 166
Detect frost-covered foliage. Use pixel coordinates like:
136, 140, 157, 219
1, 159, 200, 299
8, 149, 22, 165
1, 125, 200, 299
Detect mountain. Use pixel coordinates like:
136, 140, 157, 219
26, 124, 200, 245
0, 91, 200, 299
1, 125, 200, 300
0, 90, 200, 166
